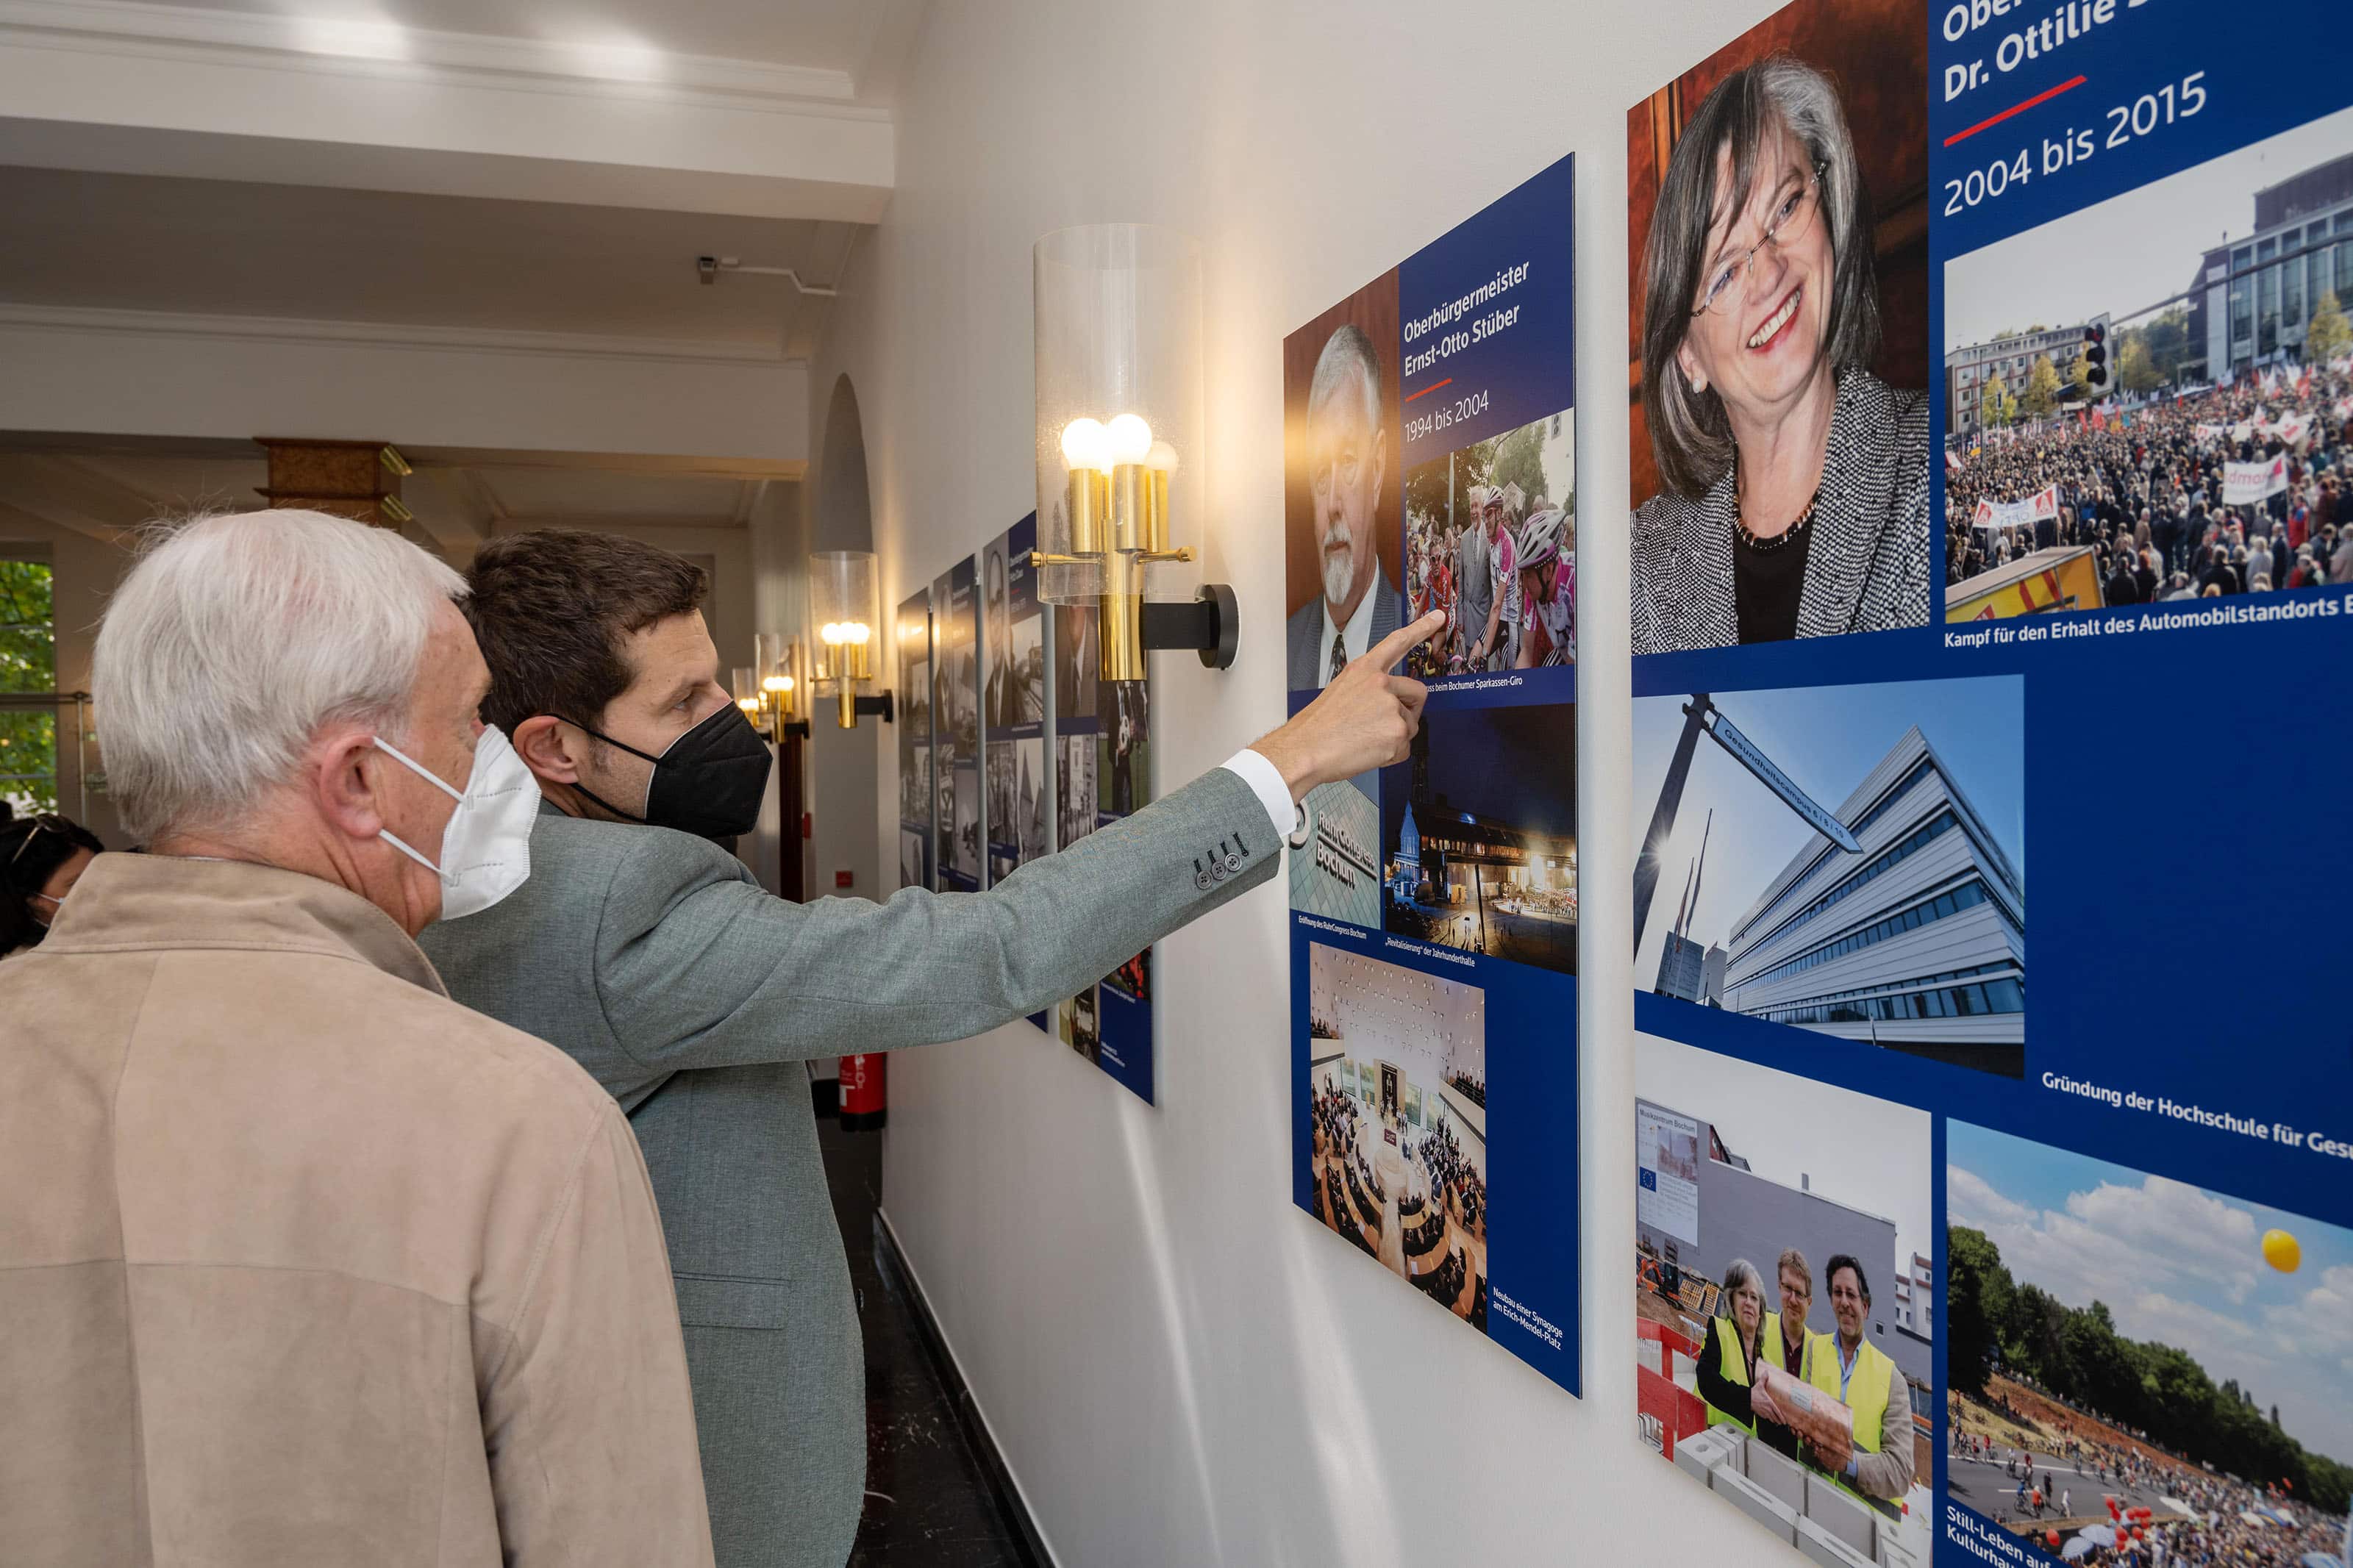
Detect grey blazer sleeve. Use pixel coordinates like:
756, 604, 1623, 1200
592, 765, 1280, 1069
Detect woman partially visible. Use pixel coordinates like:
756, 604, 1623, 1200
1, 809, 104, 956
1694, 1256, 1770, 1436
1631, 57, 1929, 653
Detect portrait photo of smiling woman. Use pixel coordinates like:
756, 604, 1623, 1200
1627, 1, 1931, 655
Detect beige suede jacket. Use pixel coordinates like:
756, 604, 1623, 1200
0, 853, 713, 1566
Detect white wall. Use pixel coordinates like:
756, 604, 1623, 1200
0, 307, 807, 463
813, 0, 1804, 1562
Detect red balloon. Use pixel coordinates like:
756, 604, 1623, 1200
2046, 1531, 2061, 1547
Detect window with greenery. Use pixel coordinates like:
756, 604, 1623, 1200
1, 560, 57, 815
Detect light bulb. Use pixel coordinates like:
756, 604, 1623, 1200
1060, 418, 1110, 473
763, 675, 789, 693
1106, 413, 1153, 465
737, 697, 760, 714
820, 622, 843, 645
1146, 440, 1179, 473
848, 622, 871, 645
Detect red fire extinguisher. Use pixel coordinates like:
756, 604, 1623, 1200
839, 1053, 887, 1132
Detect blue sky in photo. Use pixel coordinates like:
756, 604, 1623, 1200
1949, 1120, 2353, 1467
1631, 674, 2025, 984
1944, 105, 2353, 351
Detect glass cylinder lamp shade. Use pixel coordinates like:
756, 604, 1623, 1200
810, 550, 879, 726
756, 631, 800, 725
1034, 224, 1205, 678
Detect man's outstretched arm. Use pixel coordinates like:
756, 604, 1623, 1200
593, 614, 1439, 1070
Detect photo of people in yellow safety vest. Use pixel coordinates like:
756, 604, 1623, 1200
1693, 1252, 1912, 1511
1635, 1032, 1935, 1567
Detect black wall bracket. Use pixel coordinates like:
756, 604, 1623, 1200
854, 692, 896, 724
1140, 584, 1240, 670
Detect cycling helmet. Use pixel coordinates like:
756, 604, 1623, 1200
1517, 507, 1568, 570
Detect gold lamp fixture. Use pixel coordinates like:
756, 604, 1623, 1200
735, 633, 808, 741
808, 551, 894, 729
1032, 223, 1238, 681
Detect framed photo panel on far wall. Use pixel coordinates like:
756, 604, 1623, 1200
1285, 151, 1582, 1400
1629, 1, 2353, 1564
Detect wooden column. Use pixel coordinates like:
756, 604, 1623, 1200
254, 438, 410, 528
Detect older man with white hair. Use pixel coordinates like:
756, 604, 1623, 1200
0, 510, 713, 1565
1287, 323, 1404, 690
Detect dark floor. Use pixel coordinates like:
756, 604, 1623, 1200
818, 1111, 1038, 1568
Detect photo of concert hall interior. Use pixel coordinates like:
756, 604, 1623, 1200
1379, 701, 1577, 974
1305, 943, 1490, 1331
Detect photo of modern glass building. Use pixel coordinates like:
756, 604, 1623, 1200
1720, 726, 2024, 1073
1634, 678, 2026, 1078
1291, 778, 1381, 928
2188, 143, 2353, 381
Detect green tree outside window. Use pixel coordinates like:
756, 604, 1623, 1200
0, 561, 58, 815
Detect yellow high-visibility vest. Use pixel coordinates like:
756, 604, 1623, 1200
1783, 1320, 1841, 1398
1837, 1336, 1896, 1458
1702, 1314, 1760, 1433
1824, 1335, 1902, 1509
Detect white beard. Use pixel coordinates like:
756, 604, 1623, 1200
1321, 537, 1358, 612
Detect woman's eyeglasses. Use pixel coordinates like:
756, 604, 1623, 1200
1691, 165, 1825, 321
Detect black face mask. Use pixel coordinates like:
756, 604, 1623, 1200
568, 702, 774, 841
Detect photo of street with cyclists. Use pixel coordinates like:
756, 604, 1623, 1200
1400, 407, 1576, 677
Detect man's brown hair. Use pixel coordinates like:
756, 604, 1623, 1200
1777, 1247, 1813, 1295
464, 529, 707, 735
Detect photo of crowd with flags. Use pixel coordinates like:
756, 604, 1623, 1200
1945, 361, 2353, 615
1940, 107, 2353, 622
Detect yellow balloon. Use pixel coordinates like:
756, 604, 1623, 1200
2262, 1228, 2301, 1273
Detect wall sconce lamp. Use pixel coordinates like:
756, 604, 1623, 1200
808, 550, 895, 729
1032, 223, 1238, 681
735, 634, 810, 742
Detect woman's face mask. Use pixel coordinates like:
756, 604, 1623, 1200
21, 840, 94, 928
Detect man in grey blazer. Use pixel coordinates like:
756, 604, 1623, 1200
419, 529, 1436, 1568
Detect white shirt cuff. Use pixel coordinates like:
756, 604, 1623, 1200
1218, 748, 1296, 839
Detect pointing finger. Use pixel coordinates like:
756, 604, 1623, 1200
1364, 610, 1445, 673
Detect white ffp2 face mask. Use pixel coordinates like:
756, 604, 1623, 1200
374, 726, 539, 920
